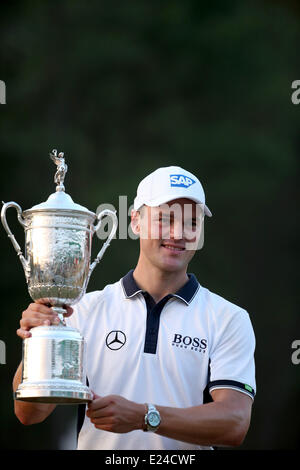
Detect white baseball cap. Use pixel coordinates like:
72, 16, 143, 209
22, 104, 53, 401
134, 166, 212, 217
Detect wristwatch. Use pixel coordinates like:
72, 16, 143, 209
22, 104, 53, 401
144, 403, 161, 432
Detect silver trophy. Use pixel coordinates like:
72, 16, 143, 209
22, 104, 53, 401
1, 149, 118, 404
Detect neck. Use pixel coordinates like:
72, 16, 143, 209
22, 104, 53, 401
133, 257, 189, 303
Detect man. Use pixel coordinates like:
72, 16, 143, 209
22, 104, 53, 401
14, 166, 256, 450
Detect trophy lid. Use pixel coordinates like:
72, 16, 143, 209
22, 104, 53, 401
24, 149, 95, 217
29, 191, 95, 215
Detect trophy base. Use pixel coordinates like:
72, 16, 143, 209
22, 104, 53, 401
15, 384, 93, 404
18, 325, 93, 405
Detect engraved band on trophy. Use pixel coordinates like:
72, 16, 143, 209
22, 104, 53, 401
1, 149, 118, 404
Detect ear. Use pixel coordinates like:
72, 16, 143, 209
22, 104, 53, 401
131, 209, 141, 236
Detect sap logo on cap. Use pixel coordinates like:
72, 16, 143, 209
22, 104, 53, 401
170, 174, 196, 188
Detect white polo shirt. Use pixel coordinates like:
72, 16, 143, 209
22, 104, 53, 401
65, 270, 256, 450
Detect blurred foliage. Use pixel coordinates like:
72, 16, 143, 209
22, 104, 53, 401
0, 0, 299, 449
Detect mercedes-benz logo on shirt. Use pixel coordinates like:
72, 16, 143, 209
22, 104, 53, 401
106, 330, 126, 350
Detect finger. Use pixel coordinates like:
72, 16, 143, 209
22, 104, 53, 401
21, 311, 57, 326
86, 406, 113, 423
93, 423, 116, 432
90, 416, 115, 427
86, 391, 99, 410
63, 305, 74, 317
23, 310, 57, 321
87, 395, 125, 420
87, 390, 101, 403
20, 316, 59, 329
16, 328, 32, 339
88, 392, 103, 410
28, 302, 54, 315
87, 395, 111, 411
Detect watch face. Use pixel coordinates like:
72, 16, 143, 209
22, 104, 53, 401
148, 411, 160, 427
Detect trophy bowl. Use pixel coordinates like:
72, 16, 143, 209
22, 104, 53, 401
1, 150, 118, 403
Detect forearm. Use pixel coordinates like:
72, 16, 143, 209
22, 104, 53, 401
155, 401, 248, 447
13, 362, 56, 425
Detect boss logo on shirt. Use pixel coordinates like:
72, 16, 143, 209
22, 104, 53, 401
170, 174, 196, 188
172, 333, 207, 352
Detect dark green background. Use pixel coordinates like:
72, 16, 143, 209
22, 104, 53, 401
0, 0, 299, 449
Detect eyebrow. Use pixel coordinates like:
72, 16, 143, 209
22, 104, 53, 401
156, 213, 200, 221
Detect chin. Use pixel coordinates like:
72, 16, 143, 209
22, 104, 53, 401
157, 259, 187, 273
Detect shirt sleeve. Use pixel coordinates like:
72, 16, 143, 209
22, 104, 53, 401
208, 309, 256, 400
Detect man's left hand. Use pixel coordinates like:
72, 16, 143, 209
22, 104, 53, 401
86, 393, 145, 433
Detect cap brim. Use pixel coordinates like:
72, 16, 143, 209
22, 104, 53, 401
204, 205, 213, 217
135, 194, 213, 217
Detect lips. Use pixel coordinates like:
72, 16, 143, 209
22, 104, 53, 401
161, 242, 185, 252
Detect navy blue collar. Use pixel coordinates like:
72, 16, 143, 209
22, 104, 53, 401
121, 269, 200, 305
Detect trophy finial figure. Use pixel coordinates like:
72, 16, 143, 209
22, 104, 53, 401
50, 149, 68, 192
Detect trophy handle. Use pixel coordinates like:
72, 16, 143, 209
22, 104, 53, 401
1, 201, 30, 282
86, 209, 118, 285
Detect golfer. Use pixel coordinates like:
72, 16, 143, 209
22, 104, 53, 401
13, 166, 256, 450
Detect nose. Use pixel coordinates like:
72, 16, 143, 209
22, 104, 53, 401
169, 218, 183, 240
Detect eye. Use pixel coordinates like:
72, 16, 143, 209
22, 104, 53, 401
159, 216, 170, 224
185, 219, 197, 228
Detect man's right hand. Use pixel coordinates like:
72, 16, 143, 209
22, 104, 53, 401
17, 302, 74, 339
